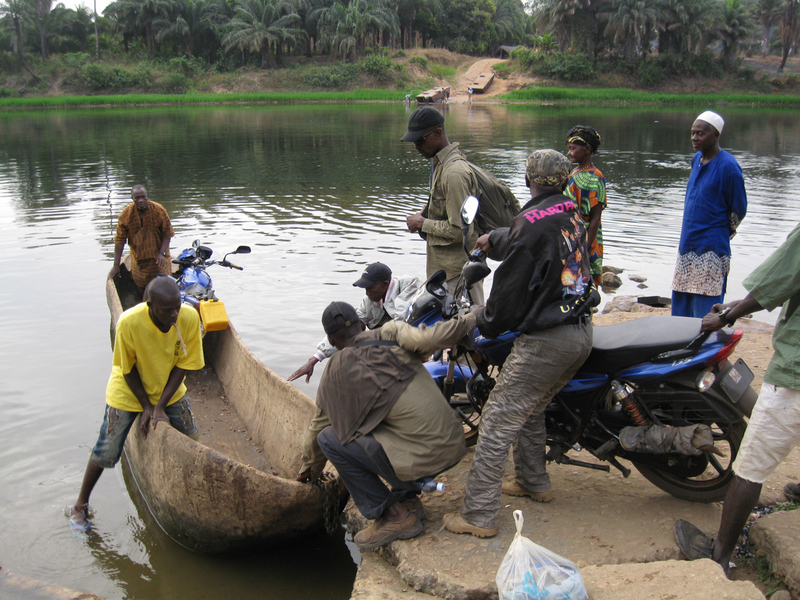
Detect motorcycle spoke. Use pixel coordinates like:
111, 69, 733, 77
707, 452, 727, 476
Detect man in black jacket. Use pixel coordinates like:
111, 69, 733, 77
444, 149, 600, 537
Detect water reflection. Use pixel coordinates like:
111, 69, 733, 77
1, 104, 799, 598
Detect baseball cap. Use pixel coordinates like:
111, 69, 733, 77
321, 301, 360, 335
401, 107, 445, 142
525, 149, 572, 187
352, 262, 392, 288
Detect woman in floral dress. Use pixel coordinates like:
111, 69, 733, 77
565, 125, 606, 288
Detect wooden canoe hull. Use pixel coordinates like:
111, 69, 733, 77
106, 261, 329, 555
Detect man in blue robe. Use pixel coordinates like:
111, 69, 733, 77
671, 111, 747, 318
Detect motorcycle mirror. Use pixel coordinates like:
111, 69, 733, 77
233, 245, 251, 255
463, 261, 491, 288
425, 269, 448, 300
192, 239, 201, 249
460, 196, 479, 225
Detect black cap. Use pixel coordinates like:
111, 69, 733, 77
352, 262, 392, 288
401, 107, 445, 142
321, 301, 360, 335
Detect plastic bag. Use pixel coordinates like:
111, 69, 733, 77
496, 510, 588, 600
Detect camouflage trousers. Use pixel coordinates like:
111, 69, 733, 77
460, 321, 592, 528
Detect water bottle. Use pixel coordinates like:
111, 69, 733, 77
414, 477, 445, 493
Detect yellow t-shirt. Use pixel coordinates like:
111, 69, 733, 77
106, 303, 205, 412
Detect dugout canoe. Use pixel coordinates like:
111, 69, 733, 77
106, 257, 336, 555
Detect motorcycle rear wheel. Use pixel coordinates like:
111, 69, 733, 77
633, 419, 746, 503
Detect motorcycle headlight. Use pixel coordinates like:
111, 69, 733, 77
696, 368, 716, 393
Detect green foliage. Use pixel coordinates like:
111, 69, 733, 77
635, 60, 667, 88
167, 56, 208, 77
501, 86, 800, 106
392, 50, 407, 58
510, 46, 535, 70
409, 56, 428, 69
62, 53, 91, 70
359, 54, 392, 79
0, 87, 17, 98
0, 90, 407, 108
161, 72, 191, 93
300, 63, 360, 87
429, 63, 456, 79
81, 64, 140, 91
514, 50, 593, 82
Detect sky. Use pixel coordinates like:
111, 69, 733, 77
59, 0, 114, 14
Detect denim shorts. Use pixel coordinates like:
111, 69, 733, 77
90, 397, 198, 468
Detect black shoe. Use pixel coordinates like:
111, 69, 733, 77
674, 519, 714, 560
785, 482, 800, 503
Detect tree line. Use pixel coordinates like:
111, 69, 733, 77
2, 0, 799, 78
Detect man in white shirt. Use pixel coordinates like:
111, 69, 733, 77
288, 262, 422, 383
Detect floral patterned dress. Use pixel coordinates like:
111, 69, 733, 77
566, 166, 606, 287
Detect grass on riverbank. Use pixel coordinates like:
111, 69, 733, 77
4, 86, 800, 109
501, 86, 800, 105
0, 89, 408, 109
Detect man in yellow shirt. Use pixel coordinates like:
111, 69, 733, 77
69, 276, 204, 534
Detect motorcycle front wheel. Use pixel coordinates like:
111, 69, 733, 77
632, 418, 746, 503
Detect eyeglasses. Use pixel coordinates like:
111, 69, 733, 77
414, 129, 436, 146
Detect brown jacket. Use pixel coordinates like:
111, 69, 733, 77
301, 313, 476, 481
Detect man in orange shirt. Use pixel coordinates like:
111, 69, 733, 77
108, 185, 174, 294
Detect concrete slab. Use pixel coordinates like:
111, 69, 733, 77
749, 509, 800, 595
582, 559, 765, 600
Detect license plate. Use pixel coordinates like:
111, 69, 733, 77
721, 358, 754, 403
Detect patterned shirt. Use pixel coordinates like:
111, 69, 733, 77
115, 201, 174, 288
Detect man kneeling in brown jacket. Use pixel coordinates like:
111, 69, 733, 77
297, 301, 473, 549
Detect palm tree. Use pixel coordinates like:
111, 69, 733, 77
111, 0, 175, 58
493, 0, 525, 45
0, 0, 39, 79
222, 0, 303, 68
155, 0, 218, 57
315, 0, 397, 62
719, 0, 749, 65
534, 0, 605, 56
778, 0, 799, 70
32, 0, 53, 59
752, 0, 783, 56
49, 5, 93, 52
603, 0, 660, 60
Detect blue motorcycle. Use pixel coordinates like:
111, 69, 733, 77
407, 201, 756, 503
172, 240, 251, 307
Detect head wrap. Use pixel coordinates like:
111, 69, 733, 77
566, 125, 601, 153
695, 111, 724, 134
526, 149, 573, 187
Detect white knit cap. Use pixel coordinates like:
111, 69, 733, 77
696, 111, 724, 134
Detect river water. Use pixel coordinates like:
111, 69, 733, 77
0, 103, 798, 599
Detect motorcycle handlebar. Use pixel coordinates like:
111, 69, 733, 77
219, 260, 243, 270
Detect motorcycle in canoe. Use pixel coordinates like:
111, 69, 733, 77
106, 256, 341, 555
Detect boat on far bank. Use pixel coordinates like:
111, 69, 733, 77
469, 72, 494, 94
107, 256, 341, 555
416, 86, 450, 103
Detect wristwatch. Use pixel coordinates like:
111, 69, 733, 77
160, 251, 167, 257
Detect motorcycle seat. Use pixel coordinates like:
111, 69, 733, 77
583, 316, 703, 373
